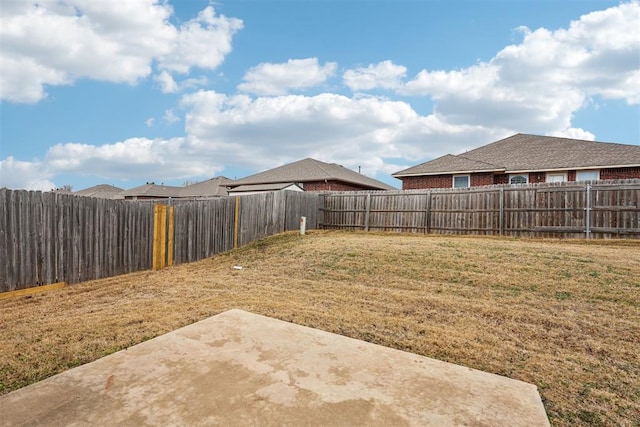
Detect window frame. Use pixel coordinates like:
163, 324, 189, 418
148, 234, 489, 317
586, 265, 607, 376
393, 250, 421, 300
576, 170, 600, 182
452, 174, 470, 188
545, 172, 567, 183
508, 174, 528, 185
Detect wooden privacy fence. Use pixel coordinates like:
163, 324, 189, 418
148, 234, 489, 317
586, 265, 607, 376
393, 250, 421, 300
0, 189, 321, 293
168, 190, 322, 265
321, 180, 640, 239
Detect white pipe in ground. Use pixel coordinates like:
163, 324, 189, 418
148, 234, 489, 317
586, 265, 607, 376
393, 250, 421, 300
300, 216, 306, 235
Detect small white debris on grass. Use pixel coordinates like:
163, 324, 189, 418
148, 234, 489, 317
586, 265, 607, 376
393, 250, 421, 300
233, 265, 243, 270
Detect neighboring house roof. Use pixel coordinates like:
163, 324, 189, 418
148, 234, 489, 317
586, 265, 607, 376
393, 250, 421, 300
120, 183, 182, 198
398, 154, 506, 175
229, 183, 303, 194
229, 158, 397, 190
393, 133, 640, 177
74, 184, 124, 199
179, 177, 234, 198
120, 177, 233, 199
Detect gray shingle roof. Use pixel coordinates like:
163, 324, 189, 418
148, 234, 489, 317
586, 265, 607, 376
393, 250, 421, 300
393, 134, 640, 177
229, 158, 396, 190
179, 177, 233, 197
119, 177, 233, 199
120, 183, 183, 198
229, 183, 302, 193
74, 184, 124, 199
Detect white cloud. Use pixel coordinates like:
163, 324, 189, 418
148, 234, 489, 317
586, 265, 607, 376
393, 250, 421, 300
0, 156, 55, 191
155, 71, 179, 94
158, 6, 243, 74
237, 58, 337, 96
145, 117, 155, 127
180, 90, 500, 174
0, 2, 242, 103
164, 109, 180, 124
400, 1, 640, 134
343, 60, 407, 91
45, 137, 221, 180
155, 71, 208, 93
548, 128, 596, 141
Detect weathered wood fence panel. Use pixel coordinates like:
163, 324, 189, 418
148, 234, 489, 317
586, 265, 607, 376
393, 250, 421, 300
0, 190, 155, 292
0, 190, 321, 293
321, 180, 640, 239
171, 197, 236, 265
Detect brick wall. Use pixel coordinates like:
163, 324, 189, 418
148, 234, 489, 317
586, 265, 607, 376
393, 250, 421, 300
600, 167, 640, 180
493, 174, 508, 185
470, 173, 493, 187
400, 175, 454, 190
529, 172, 546, 183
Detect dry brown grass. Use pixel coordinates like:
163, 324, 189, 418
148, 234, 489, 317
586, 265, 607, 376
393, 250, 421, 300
1, 231, 639, 426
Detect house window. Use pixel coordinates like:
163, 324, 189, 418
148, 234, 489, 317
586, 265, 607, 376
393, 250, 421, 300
453, 175, 470, 188
509, 174, 528, 184
546, 172, 567, 183
576, 170, 600, 182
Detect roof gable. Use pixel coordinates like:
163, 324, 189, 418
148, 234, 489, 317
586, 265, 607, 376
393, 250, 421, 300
230, 158, 396, 190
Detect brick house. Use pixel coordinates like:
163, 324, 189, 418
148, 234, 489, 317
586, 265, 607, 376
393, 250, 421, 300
227, 158, 396, 193
393, 134, 640, 190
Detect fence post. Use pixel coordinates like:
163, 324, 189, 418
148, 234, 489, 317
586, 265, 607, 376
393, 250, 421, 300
585, 184, 592, 239
364, 193, 371, 231
499, 187, 504, 236
425, 192, 431, 234
233, 196, 240, 249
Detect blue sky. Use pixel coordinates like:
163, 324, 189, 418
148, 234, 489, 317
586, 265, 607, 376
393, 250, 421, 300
1, 0, 639, 191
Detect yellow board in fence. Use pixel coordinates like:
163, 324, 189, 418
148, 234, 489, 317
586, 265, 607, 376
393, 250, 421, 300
167, 206, 174, 267
0, 282, 66, 300
153, 204, 174, 270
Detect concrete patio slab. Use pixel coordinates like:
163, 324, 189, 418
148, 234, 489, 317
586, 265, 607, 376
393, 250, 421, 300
1, 309, 549, 426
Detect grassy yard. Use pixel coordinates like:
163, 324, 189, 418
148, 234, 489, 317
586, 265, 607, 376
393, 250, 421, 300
1, 231, 638, 426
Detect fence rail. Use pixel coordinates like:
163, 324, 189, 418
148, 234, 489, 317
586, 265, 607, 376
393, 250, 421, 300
320, 180, 640, 239
0, 190, 321, 293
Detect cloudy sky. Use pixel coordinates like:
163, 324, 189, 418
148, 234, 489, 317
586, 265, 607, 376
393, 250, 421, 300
1, 0, 639, 191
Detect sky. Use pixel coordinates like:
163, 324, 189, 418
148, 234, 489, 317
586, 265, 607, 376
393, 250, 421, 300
1, 0, 639, 191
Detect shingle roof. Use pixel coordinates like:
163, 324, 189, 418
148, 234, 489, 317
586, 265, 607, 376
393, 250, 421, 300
393, 134, 640, 177
120, 183, 182, 198
229, 158, 396, 190
179, 177, 233, 197
229, 183, 302, 193
395, 154, 505, 176
74, 184, 124, 199
120, 178, 234, 199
